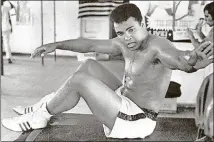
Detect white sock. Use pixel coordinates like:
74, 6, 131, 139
40, 102, 53, 120
33, 92, 56, 111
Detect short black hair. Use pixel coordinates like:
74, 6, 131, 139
204, 2, 214, 19
110, 3, 142, 24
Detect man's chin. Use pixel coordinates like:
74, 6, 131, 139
127, 43, 141, 50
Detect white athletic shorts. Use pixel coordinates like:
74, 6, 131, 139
103, 86, 157, 139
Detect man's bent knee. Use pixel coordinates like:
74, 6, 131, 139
77, 59, 98, 72
84, 59, 97, 65
72, 71, 89, 85
82, 59, 98, 67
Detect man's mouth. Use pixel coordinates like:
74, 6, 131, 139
127, 42, 136, 48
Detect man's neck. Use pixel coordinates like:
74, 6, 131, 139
141, 28, 149, 41
137, 32, 150, 51
142, 32, 149, 41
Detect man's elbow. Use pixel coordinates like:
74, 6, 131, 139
182, 66, 197, 73
175, 57, 196, 73
164, 64, 195, 73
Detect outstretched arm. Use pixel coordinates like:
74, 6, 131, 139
154, 39, 213, 73
30, 37, 122, 58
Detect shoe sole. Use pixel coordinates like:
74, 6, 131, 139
2, 120, 47, 132
2, 122, 30, 132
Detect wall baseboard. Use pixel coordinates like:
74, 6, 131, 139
177, 103, 195, 108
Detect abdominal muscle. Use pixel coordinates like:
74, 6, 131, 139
121, 69, 172, 113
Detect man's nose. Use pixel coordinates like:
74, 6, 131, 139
124, 33, 131, 41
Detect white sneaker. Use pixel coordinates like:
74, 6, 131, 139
2, 103, 52, 132
12, 92, 55, 115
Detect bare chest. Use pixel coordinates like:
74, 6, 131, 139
124, 51, 160, 77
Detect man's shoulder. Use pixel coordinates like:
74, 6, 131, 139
152, 35, 168, 43
149, 35, 172, 50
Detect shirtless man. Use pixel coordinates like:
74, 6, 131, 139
2, 3, 213, 139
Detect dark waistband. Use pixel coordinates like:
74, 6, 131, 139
117, 108, 158, 121
140, 108, 158, 121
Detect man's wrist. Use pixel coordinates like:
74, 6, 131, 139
55, 42, 62, 50
183, 51, 191, 60
186, 50, 198, 66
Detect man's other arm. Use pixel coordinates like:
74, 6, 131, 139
31, 38, 122, 58
154, 39, 213, 73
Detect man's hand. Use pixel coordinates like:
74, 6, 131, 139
194, 41, 213, 69
30, 43, 57, 59
186, 51, 197, 66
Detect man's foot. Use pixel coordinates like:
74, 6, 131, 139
12, 92, 55, 115
2, 103, 52, 132
8, 59, 12, 64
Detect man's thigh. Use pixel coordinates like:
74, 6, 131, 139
79, 59, 122, 90
74, 71, 122, 129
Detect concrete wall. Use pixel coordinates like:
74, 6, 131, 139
10, 1, 42, 54
9, 1, 80, 56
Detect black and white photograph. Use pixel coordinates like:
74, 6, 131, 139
1, 0, 213, 141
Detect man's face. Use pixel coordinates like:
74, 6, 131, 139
114, 17, 144, 51
204, 10, 214, 27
